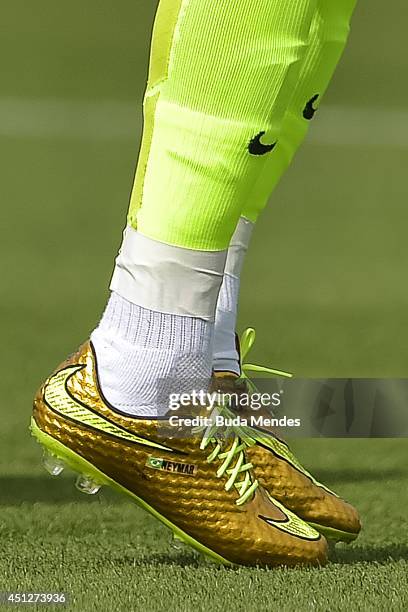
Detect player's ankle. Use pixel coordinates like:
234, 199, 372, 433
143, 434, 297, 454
91, 224, 226, 418
91, 291, 214, 417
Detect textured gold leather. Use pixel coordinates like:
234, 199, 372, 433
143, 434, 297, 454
33, 342, 328, 567
213, 372, 361, 539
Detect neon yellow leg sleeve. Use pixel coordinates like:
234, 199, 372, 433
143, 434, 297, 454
242, 0, 357, 222
128, 0, 317, 251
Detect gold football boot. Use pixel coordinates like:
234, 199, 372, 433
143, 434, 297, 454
31, 341, 328, 567
213, 329, 361, 543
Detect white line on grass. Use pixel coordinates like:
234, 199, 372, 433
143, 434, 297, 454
0, 97, 408, 148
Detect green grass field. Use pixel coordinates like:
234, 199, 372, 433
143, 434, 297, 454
1, 440, 407, 611
1, 1, 408, 610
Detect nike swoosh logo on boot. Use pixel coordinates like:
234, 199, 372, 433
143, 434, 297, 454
43, 365, 175, 451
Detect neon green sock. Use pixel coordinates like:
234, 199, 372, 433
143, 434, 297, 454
213, 0, 357, 369
243, 0, 357, 222
128, 0, 317, 251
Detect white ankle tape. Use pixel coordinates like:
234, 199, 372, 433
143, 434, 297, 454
110, 226, 227, 321
224, 217, 253, 278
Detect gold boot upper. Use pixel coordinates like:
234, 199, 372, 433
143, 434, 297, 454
33, 342, 328, 567
212, 372, 361, 539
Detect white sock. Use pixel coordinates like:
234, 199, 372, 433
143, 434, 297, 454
213, 217, 253, 375
91, 292, 214, 417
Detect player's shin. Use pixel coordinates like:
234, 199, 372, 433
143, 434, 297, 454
213, 0, 358, 374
